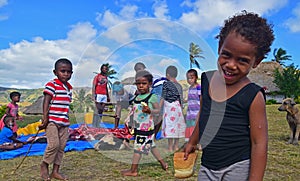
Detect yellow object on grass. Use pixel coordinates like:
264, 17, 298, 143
84, 112, 94, 124
17, 120, 44, 136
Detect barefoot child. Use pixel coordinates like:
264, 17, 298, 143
185, 69, 201, 142
160, 65, 186, 152
121, 70, 168, 176
0, 116, 26, 151
184, 11, 274, 180
92, 63, 110, 128
39, 58, 73, 181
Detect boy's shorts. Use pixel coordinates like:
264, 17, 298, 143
96, 94, 107, 103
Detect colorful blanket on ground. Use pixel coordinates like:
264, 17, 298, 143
0, 123, 162, 160
0, 123, 126, 160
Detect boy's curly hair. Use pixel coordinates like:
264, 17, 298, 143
216, 10, 275, 59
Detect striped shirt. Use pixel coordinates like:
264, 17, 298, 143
44, 79, 72, 126
161, 80, 183, 106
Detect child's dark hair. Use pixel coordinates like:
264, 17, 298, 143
166, 65, 178, 78
10, 91, 21, 99
54, 58, 72, 70
134, 62, 146, 72
216, 10, 274, 59
187, 69, 198, 78
135, 70, 153, 83
4, 115, 13, 124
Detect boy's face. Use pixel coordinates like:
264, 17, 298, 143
135, 77, 151, 94
217, 32, 262, 85
53, 63, 73, 84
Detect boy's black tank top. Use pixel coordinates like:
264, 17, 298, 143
199, 71, 265, 170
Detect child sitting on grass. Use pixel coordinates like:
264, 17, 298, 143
0, 115, 26, 151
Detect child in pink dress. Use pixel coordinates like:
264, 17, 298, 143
0, 91, 23, 133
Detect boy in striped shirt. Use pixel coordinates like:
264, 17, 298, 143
39, 58, 73, 181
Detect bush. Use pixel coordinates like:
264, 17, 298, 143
266, 99, 277, 105
0, 105, 7, 119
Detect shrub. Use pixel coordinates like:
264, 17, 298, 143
0, 105, 7, 119
266, 99, 277, 105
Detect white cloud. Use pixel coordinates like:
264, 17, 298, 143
0, 22, 111, 89
96, 5, 139, 29
120, 5, 139, 19
103, 23, 132, 44
159, 58, 178, 67
179, 0, 287, 33
95, 5, 141, 44
0, 0, 8, 7
153, 0, 170, 20
0, 0, 8, 21
285, 3, 300, 33
0, 15, 8, 20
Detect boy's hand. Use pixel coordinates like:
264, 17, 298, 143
38, 119, 49, 130
141, 102, 151, 114
183, 142, 196, 160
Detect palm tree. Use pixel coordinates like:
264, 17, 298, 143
189, 42, 205, 69
72, 88, 94, 113
272, 48, 292, 66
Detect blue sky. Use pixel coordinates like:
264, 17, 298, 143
0, 0, 299, 89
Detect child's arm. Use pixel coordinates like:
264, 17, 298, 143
38, 94, 52, 130
92, 76, 97, 102
248, 92, 268, 181
16, 111, 23, 121
10, 134, 27, 144
5, 105, 11, 116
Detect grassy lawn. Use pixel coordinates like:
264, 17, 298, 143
1, 105, 300, 180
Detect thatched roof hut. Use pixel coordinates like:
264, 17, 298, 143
23, 96, 43, 115
248, 61, 283, 93
121, 77, 135, 85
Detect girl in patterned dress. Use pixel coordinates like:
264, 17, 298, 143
160, 65, 186, 152
185, 69, 201, 142
121, 70, 167, 177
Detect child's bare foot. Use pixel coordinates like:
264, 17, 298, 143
121, 169, 138, 176
50, 172, 68, 180
159, 160, 168, 171
40, 162, 50, 181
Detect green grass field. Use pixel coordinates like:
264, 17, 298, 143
0, 105, 300, 181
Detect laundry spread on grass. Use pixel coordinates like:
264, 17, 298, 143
0, 122, 162, 160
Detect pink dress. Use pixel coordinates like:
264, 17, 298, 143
0, 103, 19, 132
